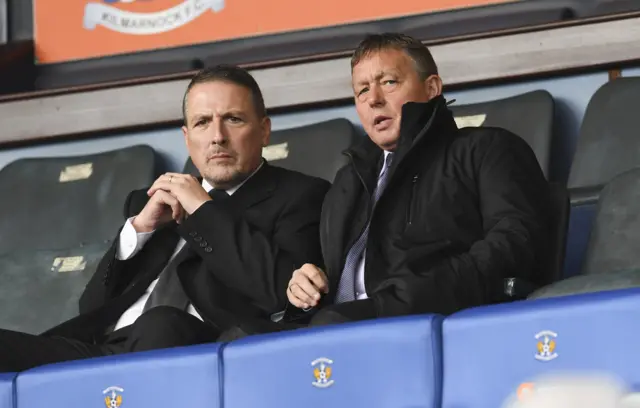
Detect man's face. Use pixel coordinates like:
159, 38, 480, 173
352, 48, 441, 151
182, 81, 270, 189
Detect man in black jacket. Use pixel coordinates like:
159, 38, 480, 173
285, 33, 551, 324
0, 65, 330, 372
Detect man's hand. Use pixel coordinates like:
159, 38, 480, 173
132, 188, 186, 233
147, 173, 212, 215
131, 173, 211, 233
287, 264, 329, 309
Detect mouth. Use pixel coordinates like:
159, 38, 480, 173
373, 115, 392, 131
208, 152, 233, 161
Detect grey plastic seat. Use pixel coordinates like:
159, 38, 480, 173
449, 90, 555, 179
0, 145, 158, 334
531, 168, 640, 299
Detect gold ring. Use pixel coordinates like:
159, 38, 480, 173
169, 175, 173, 183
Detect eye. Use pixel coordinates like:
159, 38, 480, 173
357, 87, 369, 96
227, 116, 243, 124
383, 79, 397, 85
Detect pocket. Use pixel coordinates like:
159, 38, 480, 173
406, 174, 419, 225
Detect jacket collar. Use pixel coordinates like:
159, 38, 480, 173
208, 161, 276, 210
346, 95, 457, 170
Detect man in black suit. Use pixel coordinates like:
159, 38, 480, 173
0, 65, 330, 372
284, 33, 551, 324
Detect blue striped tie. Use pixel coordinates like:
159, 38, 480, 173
335, 153, 394, 303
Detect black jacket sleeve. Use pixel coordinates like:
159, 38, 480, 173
375, 131, 551, 317
176, 178, 330, 313
78, 189, 141, 314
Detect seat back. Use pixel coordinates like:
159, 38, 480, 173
0, 145, 157, 251
184, 118, 359, 182
222, 315, 443, 408
529, 169, 640, 299
564, 78, 640, 278
442, 288, 640, 408
15, 344, 222, 408
568, 77, 640, 193
581, 168, 640, 276
449, 90, 554, 179
0, 145, 158, 334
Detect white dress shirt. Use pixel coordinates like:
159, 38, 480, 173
113, 163, 263, 331
354, 150, 392, 300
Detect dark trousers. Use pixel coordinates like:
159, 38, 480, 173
0, 300, 377, 373
0, 306, 221, 373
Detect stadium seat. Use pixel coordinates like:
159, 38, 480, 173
531, 168, 640, 299
442, 288, 640, 408
15, 343, 222, 408
449, 90, 555, 179
564, 77, 640, 278
222, 315, 443, 408
0, 373, 15, 408
0, 145, 158, 334
184, 118, 359, 182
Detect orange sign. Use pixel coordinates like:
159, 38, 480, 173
34, 0, 510, 64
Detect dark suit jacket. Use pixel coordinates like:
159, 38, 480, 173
286, 97, 550, 322
43, 163, 330, 342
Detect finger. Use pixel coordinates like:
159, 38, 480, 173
287, 287, 306, 309
148, 180, 179, 197
162, 173, 195, 185
293, 275, 321, 305
290, 284, 315, 309
300, 264, 329, 294
148, 172, 193, 196
154, 190, 184, 222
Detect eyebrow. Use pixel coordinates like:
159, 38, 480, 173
189, 112, 213, 123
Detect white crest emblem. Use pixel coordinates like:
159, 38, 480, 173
103, 386, 124, 408
311, 357, 334, 388
534, 330, 558, 362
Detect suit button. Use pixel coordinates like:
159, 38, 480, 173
200, 241, 208, 247
194, 236, 202, 242
189, 231, 197, 237
204, 247, 213, 253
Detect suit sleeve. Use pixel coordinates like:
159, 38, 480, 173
177, 178, 330, 313
375, 131, 551, 317
78, 190, 149, 314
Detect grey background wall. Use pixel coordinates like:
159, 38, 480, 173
1, 66, 637, 184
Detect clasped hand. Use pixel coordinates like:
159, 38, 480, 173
132, 173, 211, 233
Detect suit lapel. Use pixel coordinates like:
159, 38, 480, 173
226, 163, 277, 210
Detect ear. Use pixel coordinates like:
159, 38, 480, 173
260, 116, 272, 147
424, 74, 443, 100
182, 125, 190, 150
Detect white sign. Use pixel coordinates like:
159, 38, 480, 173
83, 0, 226, 35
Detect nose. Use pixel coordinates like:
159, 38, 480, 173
210, 117, 226, 145
368, 85, 385, 108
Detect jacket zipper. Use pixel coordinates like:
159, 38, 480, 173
407, 174, 419, 225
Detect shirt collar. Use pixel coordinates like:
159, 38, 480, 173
201, 159, 265, 196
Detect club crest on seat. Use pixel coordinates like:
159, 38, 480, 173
311, 357, 334, 388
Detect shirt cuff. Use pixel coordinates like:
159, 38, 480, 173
116, 216, 155, 260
